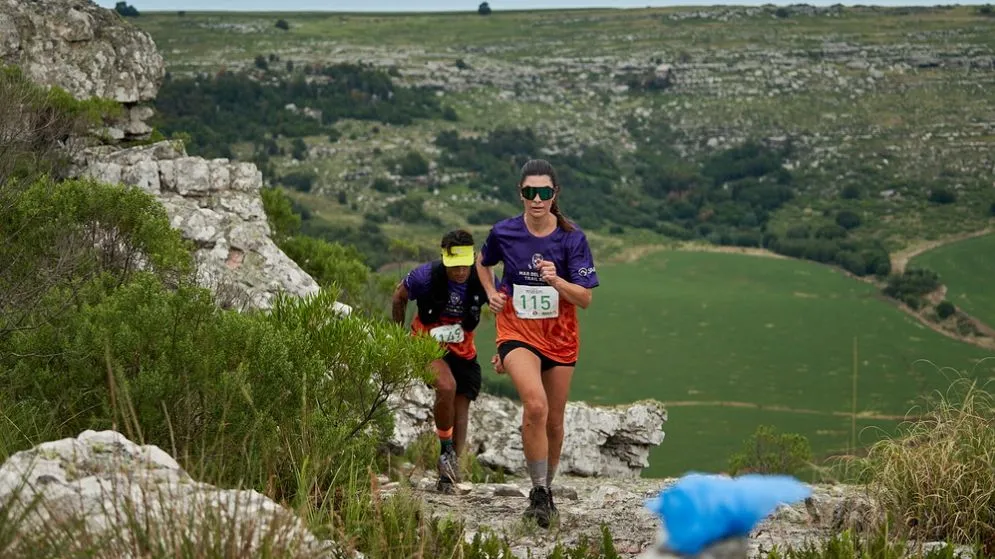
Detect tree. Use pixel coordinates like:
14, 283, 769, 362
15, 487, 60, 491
835, 209, 862, 230
275, 19, 290, 30
114, 1, 139, 16
478, 1, 492, 15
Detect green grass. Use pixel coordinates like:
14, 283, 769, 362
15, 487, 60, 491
911, 233, 995, 327
471, 250, 995, 477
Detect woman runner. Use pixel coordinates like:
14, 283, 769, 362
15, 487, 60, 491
475, 159, 600, 528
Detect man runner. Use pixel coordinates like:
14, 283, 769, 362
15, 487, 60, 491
392, 229, 488, 493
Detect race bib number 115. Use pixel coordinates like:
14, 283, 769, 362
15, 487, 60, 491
512, 284, 559, 319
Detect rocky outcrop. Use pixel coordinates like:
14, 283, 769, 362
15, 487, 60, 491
74, 141, 350, 314
0, 430, 346, 557
401, 474, 973, 559
1, 0, 347, 313
0, 0, 165, 141
388, 383, 667, 478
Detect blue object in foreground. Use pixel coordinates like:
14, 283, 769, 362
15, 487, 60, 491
644, 472, 813, 556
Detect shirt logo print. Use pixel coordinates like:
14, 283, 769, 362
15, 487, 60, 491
531, 253, 543, 270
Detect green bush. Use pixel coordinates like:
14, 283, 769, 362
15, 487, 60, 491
1, 64, 122, 185
883, 267, 941, 307
727, 424, 813, 477
0, 173, 443, 506
835, 210, 862, 230
398, 151, 429, 176
1, 176, 192, 341
928, 187, 956, 204
3, 273, 442, 502
279, 234, 370, 302
936, 300, 957, 319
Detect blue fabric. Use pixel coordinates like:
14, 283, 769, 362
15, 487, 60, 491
644, 472, 812, 555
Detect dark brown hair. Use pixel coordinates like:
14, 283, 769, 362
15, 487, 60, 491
518, 158, 574, 232
441, 228, 474, 255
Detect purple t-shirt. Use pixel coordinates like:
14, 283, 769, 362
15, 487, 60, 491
403, 262, 468, 319
480, 215, 600, 292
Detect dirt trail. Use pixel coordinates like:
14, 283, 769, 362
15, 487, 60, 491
606, 241, 787, 264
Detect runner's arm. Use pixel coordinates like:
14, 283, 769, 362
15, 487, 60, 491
391, 282, 409, 324
475, 251, 498, 298
549, 276, 593, 309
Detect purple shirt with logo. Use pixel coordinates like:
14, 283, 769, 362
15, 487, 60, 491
480, 215, 600, 292
403, 262, 468, 319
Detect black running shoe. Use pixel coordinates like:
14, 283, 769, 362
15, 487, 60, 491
524, 486, 553, 528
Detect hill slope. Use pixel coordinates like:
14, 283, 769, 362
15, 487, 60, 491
132, 5, 995, 273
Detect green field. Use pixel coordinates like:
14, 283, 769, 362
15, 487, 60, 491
471, 250, 995, 477
911, 233, 995, 328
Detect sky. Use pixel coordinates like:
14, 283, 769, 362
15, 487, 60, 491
94, 0, 990, 12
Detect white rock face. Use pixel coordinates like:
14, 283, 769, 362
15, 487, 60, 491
74, 141, 351, 314
0, 430, 346, 557
0, 0, 163, 103
389, 383, 667, 478
0, 0, 165, 141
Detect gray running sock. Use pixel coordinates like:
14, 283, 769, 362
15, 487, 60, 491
527, 459, 548, 489
546, 465, 556, 488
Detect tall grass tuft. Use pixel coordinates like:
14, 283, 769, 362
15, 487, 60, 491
862, 372, 995, 553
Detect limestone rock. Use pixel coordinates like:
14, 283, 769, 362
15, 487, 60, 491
0, 0, 164, 104
73, 141, 352, 315
0, 430, 347, 557
388, 383, 667, 478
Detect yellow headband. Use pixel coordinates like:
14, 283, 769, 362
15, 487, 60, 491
442, 245, 474, 267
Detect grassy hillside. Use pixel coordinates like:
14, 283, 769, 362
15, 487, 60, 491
121, 6, 995, 475
132, 5, 995, 269
469, 249, 995, 476
911, 233, 995, 327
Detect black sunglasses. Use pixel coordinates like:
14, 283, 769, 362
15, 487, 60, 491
520, 186, 555, 201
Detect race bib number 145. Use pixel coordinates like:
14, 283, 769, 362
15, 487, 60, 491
512, 284, 559, 319
429, 323, 465, 343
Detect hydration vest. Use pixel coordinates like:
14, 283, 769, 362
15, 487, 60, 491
415, 260, 487, 333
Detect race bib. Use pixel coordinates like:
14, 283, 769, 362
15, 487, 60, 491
429, 323, 465, 344
512, 284, 559, 319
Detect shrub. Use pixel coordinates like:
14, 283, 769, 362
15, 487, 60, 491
928, 187, 956, 204
835, 210, 862, 230
1, 65, 120, 185
936, 300, 957, 319
883, 267, 940, 307
1, 176, 192, 341
398, 151, 429, 177
467, 207, 508, 226
3, 276, 442, 502
279, 234, 370, 303
281, 169, 317, 192
841, 184, 863, 200
727, 424, 813, 477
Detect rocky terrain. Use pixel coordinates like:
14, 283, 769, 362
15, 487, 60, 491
0, 429, 345, 557
0, 429, 976, 559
